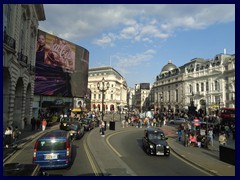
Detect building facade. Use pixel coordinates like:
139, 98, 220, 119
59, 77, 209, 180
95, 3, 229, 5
88, 67, 128, 113
134, 83, 151, 113
3, 4, 45, 129
152, 52, 235, 116
32, 29, 89, 118
153, 60, 185, 113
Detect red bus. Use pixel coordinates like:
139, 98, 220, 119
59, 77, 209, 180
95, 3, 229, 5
219, 108, 235, 124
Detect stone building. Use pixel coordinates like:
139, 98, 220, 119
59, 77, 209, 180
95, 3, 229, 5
3, 4, 45, 129
152, 52, 235, 116
88, 67, 128, 113
153, 60, 185, 113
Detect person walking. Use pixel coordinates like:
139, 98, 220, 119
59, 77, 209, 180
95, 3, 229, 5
36, 117, 41, 130
4, 127, 12, 148
219, 132, 227, 146
42, 118, 47, 131
31, 117, 36, 131
208, 128, 214, 146
12, 126, 21, 148
100, 120, 105, 137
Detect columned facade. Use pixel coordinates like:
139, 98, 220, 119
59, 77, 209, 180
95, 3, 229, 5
3, 4, 45, 129
88, 67, 128, 113
152, 53, 235, 116
153, 60, 185, 113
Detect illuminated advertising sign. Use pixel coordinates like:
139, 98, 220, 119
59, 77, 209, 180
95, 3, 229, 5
35, 29, 89, 97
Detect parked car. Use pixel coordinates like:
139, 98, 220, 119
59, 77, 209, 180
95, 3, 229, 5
3, 163, 49, 176
80, 118, 95, 131
142, 128, 170, 156
68, 121, 85, 140
169, 118, 187, 125
33, 130, 72, 169
59, 118, 72, 131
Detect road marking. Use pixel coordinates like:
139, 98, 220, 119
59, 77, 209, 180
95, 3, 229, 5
83, 138, 100, 176
106, 131, 130, 158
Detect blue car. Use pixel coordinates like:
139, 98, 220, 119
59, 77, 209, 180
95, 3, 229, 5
33, 130, 72, 169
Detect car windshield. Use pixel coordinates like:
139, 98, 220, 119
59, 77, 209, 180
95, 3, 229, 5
37, 139, 66, 151
68, 124, 78, 130
148, 132, 165, 140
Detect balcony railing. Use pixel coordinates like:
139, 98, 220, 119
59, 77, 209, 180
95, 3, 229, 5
17, 51, 28, 67
4, 28, 16, 50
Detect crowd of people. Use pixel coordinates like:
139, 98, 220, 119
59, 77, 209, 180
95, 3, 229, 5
4, 126, 21, 149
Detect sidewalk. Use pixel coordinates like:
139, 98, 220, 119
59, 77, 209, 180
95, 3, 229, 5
159, 125, 235, 176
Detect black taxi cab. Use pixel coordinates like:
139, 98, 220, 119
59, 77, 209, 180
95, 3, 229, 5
142, 128, 170, 156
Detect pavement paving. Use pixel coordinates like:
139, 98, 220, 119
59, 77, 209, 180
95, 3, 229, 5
3, 120, 236, 176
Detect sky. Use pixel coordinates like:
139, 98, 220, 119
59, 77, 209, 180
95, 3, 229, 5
39, 4, 235, 88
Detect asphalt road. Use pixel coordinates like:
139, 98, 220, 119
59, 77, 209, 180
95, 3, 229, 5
108, 130, 210, 176
4, 116, 211, 176
4, 130, 98, 176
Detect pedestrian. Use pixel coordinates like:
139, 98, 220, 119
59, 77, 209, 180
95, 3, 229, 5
12, 126, 21, 148
122, 119, 125, 128
208, 128, 214, 146
31, 117, 36, 131
4, 127, 12, 148
219, 132, 227, 146
196, 133, 202, 148
36, 117, 41, 130
42, 118, 47, 131
100, 120, 105, 137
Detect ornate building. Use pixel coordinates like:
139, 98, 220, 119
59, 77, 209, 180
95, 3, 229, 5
88, 67, 128, 113
183, 53, 235, 115
3, 4, 45, 129
152, 52, 235, 115
153, 60, 185, 113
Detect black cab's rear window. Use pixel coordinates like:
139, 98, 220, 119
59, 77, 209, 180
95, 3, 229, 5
37, 139, 66, 151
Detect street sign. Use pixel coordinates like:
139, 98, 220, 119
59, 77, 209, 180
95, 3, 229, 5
193, 118, 200, 126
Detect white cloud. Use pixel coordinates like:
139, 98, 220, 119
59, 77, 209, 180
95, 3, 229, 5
112, 49, 156, 77
40, 4, 234, 46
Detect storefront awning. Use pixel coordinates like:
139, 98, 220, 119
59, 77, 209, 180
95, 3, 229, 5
71, 108, 82, 112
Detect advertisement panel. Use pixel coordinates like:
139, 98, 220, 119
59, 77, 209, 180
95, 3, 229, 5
140, 83, 150, 90
35, 29, 89, 97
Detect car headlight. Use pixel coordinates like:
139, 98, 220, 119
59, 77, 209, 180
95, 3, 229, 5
166, 146, 169, 149
150, 144, 154, 149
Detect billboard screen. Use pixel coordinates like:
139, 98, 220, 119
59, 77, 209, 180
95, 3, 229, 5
140, 83, 150, 90
35, 29, 89, 97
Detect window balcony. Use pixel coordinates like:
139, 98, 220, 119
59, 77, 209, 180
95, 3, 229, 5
17, 51, 28, 67
4, 28, 16, 50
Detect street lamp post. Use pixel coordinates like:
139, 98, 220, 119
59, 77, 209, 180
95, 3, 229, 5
97, 77, 110, 122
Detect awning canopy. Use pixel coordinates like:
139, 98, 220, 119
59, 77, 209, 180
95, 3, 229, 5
71, 108, 82, 112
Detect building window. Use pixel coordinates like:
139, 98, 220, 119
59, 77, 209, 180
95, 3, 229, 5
206, 81, 209, 92
111, 94, 113, 100
215, 80, 220, 91
176, 89, 178, 102
168, 91, 170, 102
98, 94, 101, 100
189, 84, 192, 93
196, 83, 199, 92
201, 82, 204, 92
